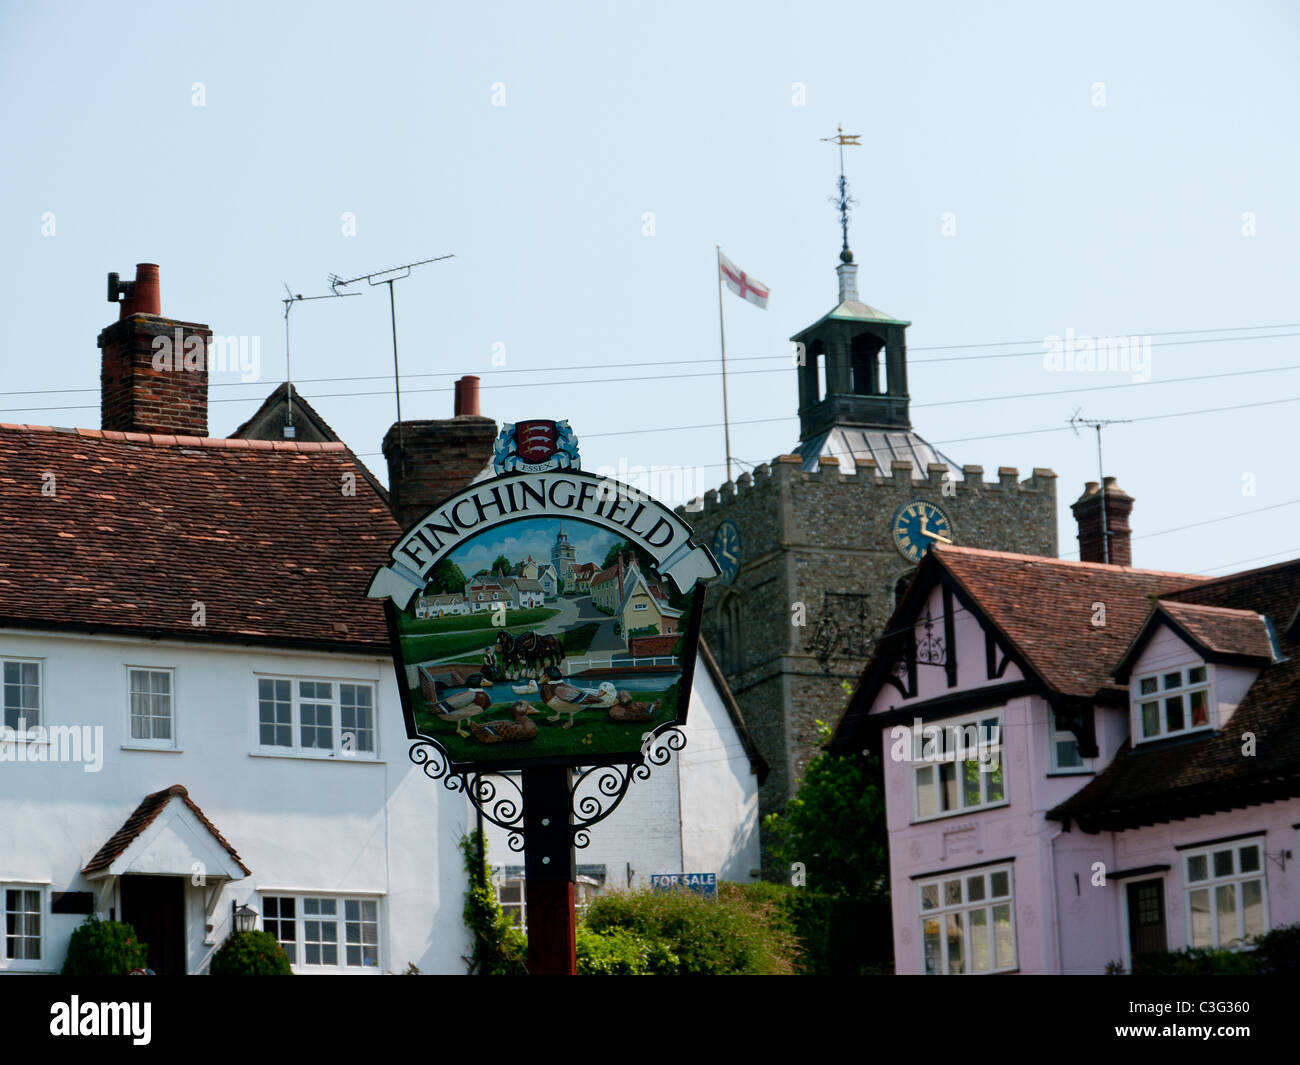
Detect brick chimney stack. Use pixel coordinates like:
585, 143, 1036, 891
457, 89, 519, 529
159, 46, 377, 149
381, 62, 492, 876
383, 374, 497, 529
99, 264, 212, 436
1071, 477, 1134, 565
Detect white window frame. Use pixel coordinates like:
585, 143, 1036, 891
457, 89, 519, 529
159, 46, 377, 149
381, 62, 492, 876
1182, 837, 1269, 950
1, 883, 46, 971
495, 872, 527, 931
124, 665, 178, 749
1133, 662, 1213, 743
1, 656, 42, 732
253, 675, 379, 760
1048, 707, 1093, 773
917, 865, 1017, 974
910, 711, 1007, 822
258, 891, 384, 972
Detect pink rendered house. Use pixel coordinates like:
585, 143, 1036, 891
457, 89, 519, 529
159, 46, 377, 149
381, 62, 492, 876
832, 482, 1299, 975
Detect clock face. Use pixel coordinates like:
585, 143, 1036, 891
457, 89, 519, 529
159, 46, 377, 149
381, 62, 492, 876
891, 501, 954, 563
713, 520, 741, 585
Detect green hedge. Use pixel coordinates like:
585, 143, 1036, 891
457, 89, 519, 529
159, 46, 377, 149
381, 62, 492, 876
1128, 924, 1300, 975
579, 883, 800, 974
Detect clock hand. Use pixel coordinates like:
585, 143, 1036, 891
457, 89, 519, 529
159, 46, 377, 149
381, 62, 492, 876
919, 528, 952, 543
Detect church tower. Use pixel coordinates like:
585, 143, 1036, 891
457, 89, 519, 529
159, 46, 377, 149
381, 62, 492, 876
551, 527, 577, 591
685, 130, 1059, 826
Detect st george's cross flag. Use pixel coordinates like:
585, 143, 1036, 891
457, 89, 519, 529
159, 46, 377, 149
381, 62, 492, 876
718, 251, 770, 309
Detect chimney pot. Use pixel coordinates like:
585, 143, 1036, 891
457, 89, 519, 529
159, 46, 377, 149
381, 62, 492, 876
455, 375, 481, 417
131, 263, 161, 317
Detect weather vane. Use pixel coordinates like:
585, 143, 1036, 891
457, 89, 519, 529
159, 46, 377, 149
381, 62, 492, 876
821, 124, 861, 258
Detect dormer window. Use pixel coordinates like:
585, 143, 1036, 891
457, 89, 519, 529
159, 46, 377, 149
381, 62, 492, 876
1136, 665, 1210, 741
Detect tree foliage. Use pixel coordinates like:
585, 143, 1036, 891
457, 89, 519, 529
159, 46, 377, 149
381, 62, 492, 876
459, 832, 527, 975
762, 719, 889, 899
427, 558, 466, 594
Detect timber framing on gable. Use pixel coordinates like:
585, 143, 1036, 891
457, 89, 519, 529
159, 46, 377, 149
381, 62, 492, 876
831, 553, 1097, 759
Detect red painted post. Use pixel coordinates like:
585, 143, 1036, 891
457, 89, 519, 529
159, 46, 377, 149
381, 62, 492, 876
526, 880, 576, 975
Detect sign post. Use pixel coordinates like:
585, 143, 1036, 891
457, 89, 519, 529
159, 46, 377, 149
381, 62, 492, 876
367, 419, 720, 975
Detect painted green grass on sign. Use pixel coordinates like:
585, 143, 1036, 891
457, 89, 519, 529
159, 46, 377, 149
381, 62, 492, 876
401, 629, 499, 661
414, 685, 678, 764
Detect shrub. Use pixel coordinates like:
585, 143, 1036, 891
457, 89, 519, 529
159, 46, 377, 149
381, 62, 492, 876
1130, 946, 1257, 975
576, 926, 678, 975
580, 883, 800, 974
61, 916, 149, 976
210, 930, 293, 975
1249, 923, 1300, 974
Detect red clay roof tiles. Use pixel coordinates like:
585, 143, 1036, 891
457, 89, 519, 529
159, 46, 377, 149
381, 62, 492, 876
0, 425, 399, 650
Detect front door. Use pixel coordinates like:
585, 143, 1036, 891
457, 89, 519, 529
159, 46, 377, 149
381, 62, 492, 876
1126, 879, 1167, 963
120, 875, 186, 974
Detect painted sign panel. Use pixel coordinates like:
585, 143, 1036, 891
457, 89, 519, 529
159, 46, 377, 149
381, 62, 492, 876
650, 873, 717, 897
368, 421, 720, 771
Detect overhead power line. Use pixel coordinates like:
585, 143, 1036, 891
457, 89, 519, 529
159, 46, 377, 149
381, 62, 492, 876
0, 322, 1296, 402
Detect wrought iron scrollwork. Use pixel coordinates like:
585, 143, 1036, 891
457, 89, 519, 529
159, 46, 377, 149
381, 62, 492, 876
409, 740, 458, 787
464, 770, 525, 835
409, 728, 688, 850
916, 608, 946, 667
408, 743, 525, 835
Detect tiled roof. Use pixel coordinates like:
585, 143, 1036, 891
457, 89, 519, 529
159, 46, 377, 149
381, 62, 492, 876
83, 784, 250, 876
934, 545, 1207, 698
836, 543, 1300, 830
1153, 601, 1276, 661
0, 424, 399, 650
1047, 558, 1300, 831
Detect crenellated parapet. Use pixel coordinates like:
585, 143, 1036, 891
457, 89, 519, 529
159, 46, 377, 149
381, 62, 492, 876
679, 455, 1058, 523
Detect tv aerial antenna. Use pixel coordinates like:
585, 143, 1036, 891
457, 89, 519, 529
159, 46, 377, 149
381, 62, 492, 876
327, 254, 455, 464
280, 284, 359, 439
1069, 407, 1133, 564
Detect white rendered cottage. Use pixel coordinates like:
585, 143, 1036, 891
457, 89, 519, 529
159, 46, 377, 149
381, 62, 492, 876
1, 264, 763, 974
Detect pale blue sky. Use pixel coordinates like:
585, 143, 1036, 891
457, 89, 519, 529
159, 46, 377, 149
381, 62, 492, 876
2, 1, 1297, 575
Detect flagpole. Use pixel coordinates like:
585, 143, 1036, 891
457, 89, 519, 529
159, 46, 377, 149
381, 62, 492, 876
716, 245, 733, 484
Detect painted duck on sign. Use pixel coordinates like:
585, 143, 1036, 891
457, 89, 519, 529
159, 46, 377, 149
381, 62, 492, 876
539, 681, 617, 729
608, 691, 660, 723
470, 701, 540, 744
430, 689, 492, 737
